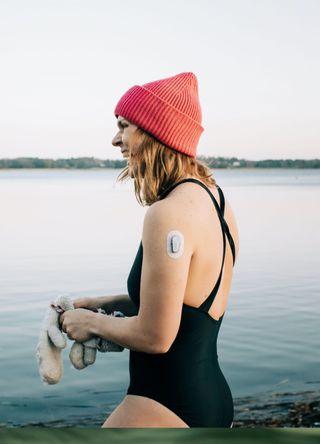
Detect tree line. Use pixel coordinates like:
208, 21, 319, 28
0, 156, 319, 169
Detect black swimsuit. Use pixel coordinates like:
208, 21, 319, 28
126, 178, 236, 427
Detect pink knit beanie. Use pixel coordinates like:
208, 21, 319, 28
114, 72, 204, 158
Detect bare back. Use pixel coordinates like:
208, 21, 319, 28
164, 179, 239, 322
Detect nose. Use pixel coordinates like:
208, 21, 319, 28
112, 131, 122, 148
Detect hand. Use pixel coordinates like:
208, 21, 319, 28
72, 296, 105, 312
60, 308, 96, 342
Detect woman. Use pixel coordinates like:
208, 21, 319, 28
60, 72, 239, 428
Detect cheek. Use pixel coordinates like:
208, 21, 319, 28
120, 126, 138, 159
122, 132, 131, 148
126, 137, 138, 156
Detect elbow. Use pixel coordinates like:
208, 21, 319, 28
147, 337, 172, 354
136, 318, 172, 354
149, 344, 169, 354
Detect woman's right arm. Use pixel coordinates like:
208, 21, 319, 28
73, 294, 138, 317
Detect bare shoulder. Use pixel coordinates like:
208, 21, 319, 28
149, 181, 215, 226
143, 179, 239, 257
144, 188, 201, 231
148, 180, 240, 260
141, 193, 199, 258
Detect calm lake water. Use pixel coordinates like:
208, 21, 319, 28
0, 168, 319, 426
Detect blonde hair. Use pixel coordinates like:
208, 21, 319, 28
116, 128, 216, 206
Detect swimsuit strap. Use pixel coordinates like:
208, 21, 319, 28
216, 185, 225, 216
217, 185, 236, 266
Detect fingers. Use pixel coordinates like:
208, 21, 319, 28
59, 313, 68, 335
66, 331, 73, 340
58, 312, 64, 330
73, 298, 88, 309
59, 313, 73, 340
73, 297, 99, 311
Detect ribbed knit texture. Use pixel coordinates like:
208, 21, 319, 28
114, 72, 204, 157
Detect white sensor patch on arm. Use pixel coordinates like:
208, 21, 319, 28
167, 230, 184, 259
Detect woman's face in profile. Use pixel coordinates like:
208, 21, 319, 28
112, 116, 139, 177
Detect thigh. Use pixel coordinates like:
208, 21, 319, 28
102, 394, 190, 428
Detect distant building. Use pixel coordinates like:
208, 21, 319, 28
232, 161, 240, 167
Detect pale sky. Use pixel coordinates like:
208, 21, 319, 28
0, 0, 319, 160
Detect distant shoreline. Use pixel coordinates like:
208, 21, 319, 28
0, 157, 319, 169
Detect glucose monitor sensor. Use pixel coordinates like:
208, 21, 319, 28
167, 230, 184, 259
